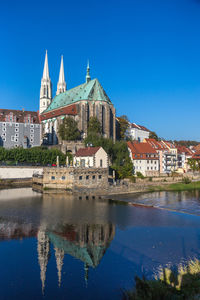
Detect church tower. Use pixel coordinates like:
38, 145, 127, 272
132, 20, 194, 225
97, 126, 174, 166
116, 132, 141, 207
56, 55, 66, 95
40, 50, 52, 114
54, 247, 65, 287
37, 229, 50, 293
86, 60, 91, 83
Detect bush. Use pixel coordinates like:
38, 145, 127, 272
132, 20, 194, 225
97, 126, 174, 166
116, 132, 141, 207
136, 172, 145, 179
149, 177, 153, 182
182, 177, 191, 184
124, 259, 200, 300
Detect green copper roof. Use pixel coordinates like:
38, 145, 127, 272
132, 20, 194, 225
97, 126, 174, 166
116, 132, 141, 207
47, 231, 106, 268
43, 78, 112, 113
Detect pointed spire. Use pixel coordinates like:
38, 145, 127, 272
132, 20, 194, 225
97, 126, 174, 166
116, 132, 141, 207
42, 50, 50, 80
56, 55, 66, 95
86, 60, 91, 83
55, 247, 64, 287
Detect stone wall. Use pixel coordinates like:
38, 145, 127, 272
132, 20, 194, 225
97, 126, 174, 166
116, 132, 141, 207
0, 167, 43, 179
34, 167, 109, 191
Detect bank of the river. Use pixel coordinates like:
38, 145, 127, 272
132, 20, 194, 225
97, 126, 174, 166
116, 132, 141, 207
0, 178, 32, 189
146, 181, 200, 192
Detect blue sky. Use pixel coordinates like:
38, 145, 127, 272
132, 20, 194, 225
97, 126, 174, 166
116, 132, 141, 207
0, 0, 200, 141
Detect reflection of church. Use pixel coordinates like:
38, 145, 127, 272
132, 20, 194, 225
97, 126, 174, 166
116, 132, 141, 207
37, 223, 115, 292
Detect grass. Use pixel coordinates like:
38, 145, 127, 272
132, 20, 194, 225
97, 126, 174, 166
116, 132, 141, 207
124, 259, 200, 300
147, 181, 200, 193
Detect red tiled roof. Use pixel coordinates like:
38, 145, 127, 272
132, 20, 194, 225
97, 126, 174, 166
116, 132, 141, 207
144, 138, 168, 151
130, 123, 150, 132
75, 147, 101, 157
176, 145, 193, 156
127, 141, 159, 160
40, 104, 77, 120
0, 109, 40, 123
194, 144, 200, 152
192, 151, 200, 160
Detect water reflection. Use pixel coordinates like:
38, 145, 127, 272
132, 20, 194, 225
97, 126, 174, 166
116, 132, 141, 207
37, 223, 115, 292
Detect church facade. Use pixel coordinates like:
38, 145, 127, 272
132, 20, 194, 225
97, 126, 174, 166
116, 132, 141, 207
39, 51, 116, 145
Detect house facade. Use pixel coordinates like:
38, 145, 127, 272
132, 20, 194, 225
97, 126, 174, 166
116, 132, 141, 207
74, 146, 108, 168
126, 123, 150, 142
0, 109, 41, 148
127, 141, 159, 176
144, 139, 177, 174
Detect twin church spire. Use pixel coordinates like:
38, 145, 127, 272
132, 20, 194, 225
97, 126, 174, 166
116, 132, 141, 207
40, 50, 91, 114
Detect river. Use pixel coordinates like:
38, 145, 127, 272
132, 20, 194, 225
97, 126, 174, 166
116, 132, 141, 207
0, 188, 200, 299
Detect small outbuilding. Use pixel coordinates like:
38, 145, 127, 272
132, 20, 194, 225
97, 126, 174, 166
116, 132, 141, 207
74, 146, 108, 168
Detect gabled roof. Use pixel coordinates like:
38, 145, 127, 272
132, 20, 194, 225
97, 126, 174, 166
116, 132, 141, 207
176, 145, 193, 156
75, 147, 101, 157
0, 109, 40, 124
127, 141, 159, 160
42, 78, 112, 114
192, 151, 200, 160
144, 138, 168, 151
194, 144, 200, 152
130, 123, 150, 132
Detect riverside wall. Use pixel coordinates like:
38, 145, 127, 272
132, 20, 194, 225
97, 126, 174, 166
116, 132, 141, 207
0, 167, 43, 179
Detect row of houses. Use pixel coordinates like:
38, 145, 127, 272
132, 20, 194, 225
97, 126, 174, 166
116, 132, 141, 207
127, 138, 199, 176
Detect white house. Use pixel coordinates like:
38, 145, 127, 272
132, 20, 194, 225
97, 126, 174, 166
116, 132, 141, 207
74, 147, 108, 168
126, 123, 150, 142
127, 141, 160, 176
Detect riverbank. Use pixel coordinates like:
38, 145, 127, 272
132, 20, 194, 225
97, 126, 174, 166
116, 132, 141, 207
146, 181, 200, 192
0, 178, 32, 189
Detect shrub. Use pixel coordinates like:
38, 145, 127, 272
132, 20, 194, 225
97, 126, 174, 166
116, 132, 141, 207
149, 177, 153, 182
136, 172, 145, 179
182, 177, 191, 184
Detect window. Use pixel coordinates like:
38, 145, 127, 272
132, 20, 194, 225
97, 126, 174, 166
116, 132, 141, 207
30, 129, 34, 133
86, 175, 89, 180
2, 137, 6, 142
14, 138, 18, 142
151, 160, 153, 163
14, 144, 18, 148
99, 175, 102, 179
2, 127, 6, 132
151, 167, 153, 170
79, 176, 82, 180
147, 167, 149, 170
2, 123, 6, 127
92, 175, 95, 180
15, 133, 19, 137
2, 132, 6, 137
61, 176, 65, 180
11, 136, 15, 141
155, 167, 157, 170
30, 124, 34, 128
30, 134, 34, 138
147, 160, 149, 164
15, 128, 19, 132
155, 161, 157, 164
51, 176, 55, 180
100, 159, 103, 167
30, 138, 34, 143
15, 123, 19, 127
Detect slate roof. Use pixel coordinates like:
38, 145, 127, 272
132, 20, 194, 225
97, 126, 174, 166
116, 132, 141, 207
43, 78, 112, 114
75, 147, 101, 157
0, 109, 40, 123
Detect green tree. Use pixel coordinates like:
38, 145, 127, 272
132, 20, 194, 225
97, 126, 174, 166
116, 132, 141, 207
58, 117, 81, 141
149, 131, 159, 141
188, 158, 200, 172
87, 117, 101, 136
117, 115, 129, 140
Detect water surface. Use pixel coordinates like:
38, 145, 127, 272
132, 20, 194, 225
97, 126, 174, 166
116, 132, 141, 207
0, 188, 200, 300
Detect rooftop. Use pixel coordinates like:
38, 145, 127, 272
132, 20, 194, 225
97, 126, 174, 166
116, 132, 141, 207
42, 78, 112, 114
0, 109, 40, 124
75, 147, 101, 157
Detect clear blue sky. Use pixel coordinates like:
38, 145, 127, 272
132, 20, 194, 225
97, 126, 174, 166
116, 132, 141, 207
0, 0, 200, 141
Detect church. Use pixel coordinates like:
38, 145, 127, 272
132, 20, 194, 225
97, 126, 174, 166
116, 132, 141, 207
40, 51, 116, 145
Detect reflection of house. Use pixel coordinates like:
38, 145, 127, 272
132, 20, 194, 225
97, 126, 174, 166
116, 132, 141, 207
126, 123, 150, 142
74, 146, 108, 168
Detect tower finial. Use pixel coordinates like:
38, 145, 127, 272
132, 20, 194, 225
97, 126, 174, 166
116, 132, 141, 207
42, 50, 50, 80
56, 55, 67, 95
86, 60, 91, 83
